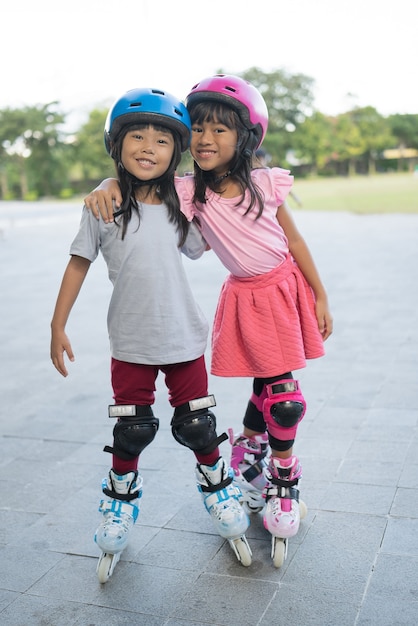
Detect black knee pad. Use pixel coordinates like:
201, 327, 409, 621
171, 395, 227, 454
104, 404, 159, 460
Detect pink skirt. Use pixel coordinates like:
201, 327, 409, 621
211, 255, 325, 377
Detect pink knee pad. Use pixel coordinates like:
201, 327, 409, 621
262, 379, 306, 441
248, 387, 268, 413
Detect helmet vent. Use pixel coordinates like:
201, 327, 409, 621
105, 87, 191, 154
225, 86, 237, 93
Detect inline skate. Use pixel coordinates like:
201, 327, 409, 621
196, 457, 252, 566
94, 469, 142, 582
229, 428, 269, 513
263, 455, 307, 567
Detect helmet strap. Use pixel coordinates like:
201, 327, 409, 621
226, 130, 257, 178
117, 161, 164, 192
214, 170, 231, 185
241, 131, 258, 159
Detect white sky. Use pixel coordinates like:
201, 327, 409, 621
3, 0, 417, 131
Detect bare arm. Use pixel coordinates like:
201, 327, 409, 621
50, 255, 91, 376
276, 204, 333, 340
84, 178, 122, 222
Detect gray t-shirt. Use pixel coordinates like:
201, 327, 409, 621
70, 203, 208, 365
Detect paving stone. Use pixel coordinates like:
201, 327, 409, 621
1, 203, 417, 624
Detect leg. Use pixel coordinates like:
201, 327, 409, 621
261, 374, 307, 566
95, 360, 160, 581
110, 358, 159, 471
164, 357, 252, 566
229, 376, 288, 512
164, 356, 225, 463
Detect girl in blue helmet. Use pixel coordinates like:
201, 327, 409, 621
50, 87, 252, 582
84, 76, 333, 568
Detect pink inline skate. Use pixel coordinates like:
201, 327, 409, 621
263, 455, 307, 567
229, 428, 269, 513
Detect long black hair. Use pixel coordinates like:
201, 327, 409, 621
188, 101, 264, 218
109, 122, 189, 245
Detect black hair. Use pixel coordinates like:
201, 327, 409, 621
188, 101, 264, 218
109, 122, 189, 244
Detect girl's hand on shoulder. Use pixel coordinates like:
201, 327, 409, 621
315, 296, 333, 341
50, 329, 74, 377
84, 179, 122, 223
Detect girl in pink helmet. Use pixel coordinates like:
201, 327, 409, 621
85, 75, 333, 567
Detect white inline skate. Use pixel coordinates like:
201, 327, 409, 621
94, 469, 142, 583
229, 428, 269, 513
263, 455, 307, 568
196, 457, 252, 566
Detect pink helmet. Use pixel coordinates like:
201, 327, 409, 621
186, 74, 268, 149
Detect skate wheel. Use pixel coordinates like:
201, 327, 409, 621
96, 552, 120, 583
272, 537, 287, 568
231, 537, 252, 567
299, 499, 307, 520
245, 502, 264, 514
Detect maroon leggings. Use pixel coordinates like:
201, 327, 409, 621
110, 356, 220, 473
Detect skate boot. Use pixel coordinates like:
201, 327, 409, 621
263, 456, 307, 568
196, 457, 252, 566
94, 469, 142, 583
229, 428, 269, 513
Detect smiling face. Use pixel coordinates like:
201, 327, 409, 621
190, 116, 238, 177
120, 124, 175, 182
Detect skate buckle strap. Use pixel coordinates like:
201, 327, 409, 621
101, 478, 142, 502
265, 485, 299, 502
98, 498, 139, 522
199, 473, 233, 493
203, 483, 242, 509
102, 486, 141, 501
270, 474, 299, 489
242, 461, 265, 483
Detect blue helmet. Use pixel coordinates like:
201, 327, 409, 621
104, 88, 191, 155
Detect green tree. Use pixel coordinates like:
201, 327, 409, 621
72, 107, 115, 184
349, 106, 394, 173
239, 67, 315, 132
223, 67, 316, 163
387, 113, 418, 171
388, 113, 418, 149
0, 103, 68, 198
333, 113, 367, 176
0, 108, 32, 198
291, 112, 336, 175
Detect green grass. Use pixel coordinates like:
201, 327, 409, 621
288, 172, 418, 214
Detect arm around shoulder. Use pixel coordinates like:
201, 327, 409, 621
84, 178, 122, 223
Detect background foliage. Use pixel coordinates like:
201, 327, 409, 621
0, 67, 417, 200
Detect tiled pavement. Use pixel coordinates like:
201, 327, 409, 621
0, 200, 417, 625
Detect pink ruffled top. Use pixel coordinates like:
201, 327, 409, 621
175, 168, 293, 278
